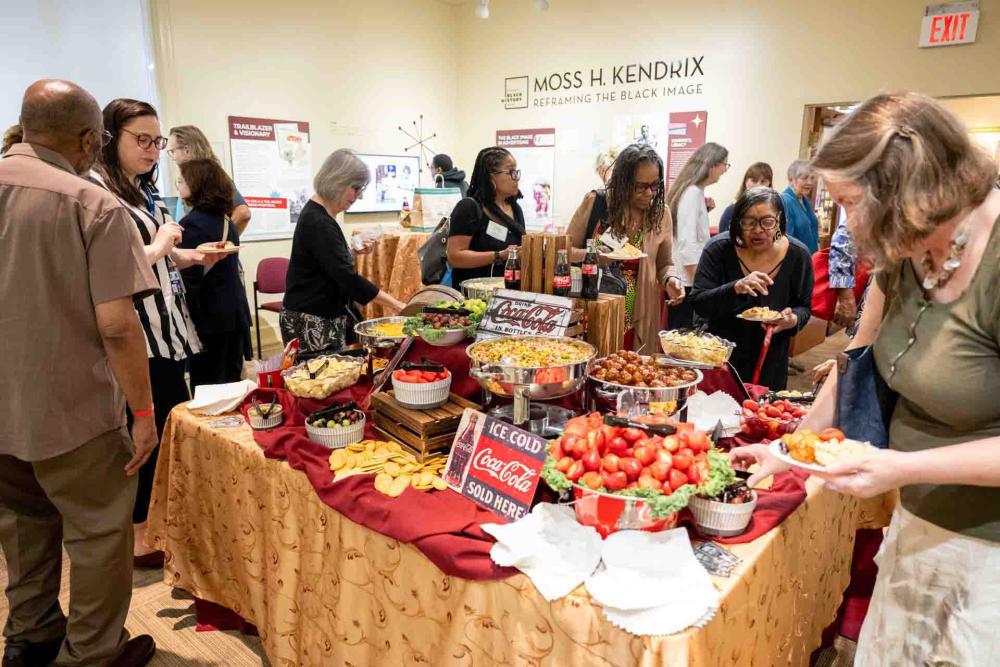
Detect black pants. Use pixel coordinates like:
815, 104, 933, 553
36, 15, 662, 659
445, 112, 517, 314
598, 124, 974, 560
130, 357, 190, 524
189, 328, 248, 392
667, 286, 695, 330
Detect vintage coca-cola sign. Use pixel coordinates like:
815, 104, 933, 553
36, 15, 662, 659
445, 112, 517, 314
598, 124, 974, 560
444, 409, 547, 521
476, 289, 574, 340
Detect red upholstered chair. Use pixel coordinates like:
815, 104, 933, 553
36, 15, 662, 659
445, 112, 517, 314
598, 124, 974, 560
253, 257, 289, 358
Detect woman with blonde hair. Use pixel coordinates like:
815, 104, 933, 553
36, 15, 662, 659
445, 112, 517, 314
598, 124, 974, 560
664, 141, 729, 328
166, 124, 252, 233
732, 92, 1000, 665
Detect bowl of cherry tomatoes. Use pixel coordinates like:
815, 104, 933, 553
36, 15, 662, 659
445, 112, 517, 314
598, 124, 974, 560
391, 366, 452, 409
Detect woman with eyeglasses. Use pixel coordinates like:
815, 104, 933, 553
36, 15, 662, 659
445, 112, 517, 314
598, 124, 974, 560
281, 149, 405, 354
567, 143, 684, 351
446, 146, 525, 287
665, 141, 730, 329
688, 187, 813, 390
92, 98, 221, 567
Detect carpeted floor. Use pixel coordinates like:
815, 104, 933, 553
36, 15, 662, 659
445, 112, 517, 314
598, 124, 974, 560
0, 549, 269, 666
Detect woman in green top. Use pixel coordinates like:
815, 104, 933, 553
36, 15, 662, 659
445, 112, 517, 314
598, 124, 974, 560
732, 92, 1000, 665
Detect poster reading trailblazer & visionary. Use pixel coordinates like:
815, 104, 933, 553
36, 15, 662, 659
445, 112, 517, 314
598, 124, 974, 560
228, 116, 312, 241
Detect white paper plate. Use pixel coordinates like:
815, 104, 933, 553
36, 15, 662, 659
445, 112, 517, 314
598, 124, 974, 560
767, 438, 830, 472
736, 313, 782, 323
600, 250, 648, 261
197, 242, 241, 255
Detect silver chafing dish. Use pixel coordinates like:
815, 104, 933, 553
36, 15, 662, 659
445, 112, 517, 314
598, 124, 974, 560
466, 335, 596, 426
588, 355, 703, 416
354, 316, 410, 350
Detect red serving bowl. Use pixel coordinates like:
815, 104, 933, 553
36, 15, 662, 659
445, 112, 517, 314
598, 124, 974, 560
571, 483, 678, 538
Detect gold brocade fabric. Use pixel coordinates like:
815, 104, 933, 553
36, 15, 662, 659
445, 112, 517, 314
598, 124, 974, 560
147, 407, 892, 667
354, 232, 429, 320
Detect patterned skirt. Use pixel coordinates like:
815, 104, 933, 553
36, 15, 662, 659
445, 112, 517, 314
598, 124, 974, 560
279, 309, 347, 354
855, 506, 1000, 666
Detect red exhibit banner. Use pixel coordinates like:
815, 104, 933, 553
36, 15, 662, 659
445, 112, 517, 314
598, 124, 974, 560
228, 116, 310, 141
442, 409, 548, 521
666, 111, 708, 189
244, 197, 288, 209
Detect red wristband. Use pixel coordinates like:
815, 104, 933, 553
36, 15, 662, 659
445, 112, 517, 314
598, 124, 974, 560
133, 406, 155, 418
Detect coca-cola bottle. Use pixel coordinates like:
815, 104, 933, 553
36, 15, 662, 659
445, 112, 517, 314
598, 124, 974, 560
444, 412, 479, 487
581, 239, 599, 300
553, 248, 571, 296
504, 246, 521, 290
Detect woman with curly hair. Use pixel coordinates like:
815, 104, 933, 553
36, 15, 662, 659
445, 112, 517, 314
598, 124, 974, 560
567, 144, 684, 351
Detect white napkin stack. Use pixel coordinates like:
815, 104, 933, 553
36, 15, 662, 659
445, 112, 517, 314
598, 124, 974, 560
187, 380, 258, 416
485, 506, 719, 636
586, 529, 719, 636
685, 391, 742, 437
482, 504, 603, 601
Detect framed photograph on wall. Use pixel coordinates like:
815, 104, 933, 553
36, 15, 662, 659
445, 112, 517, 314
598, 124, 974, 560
347, 153, 420, 214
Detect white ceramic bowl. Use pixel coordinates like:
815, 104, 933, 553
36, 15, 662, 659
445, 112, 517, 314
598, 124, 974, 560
391, 373, 451, 409
305, 412, 365, 449
419, 327, 468, 347
688, 491, 757, 537
248, 406, 284, 430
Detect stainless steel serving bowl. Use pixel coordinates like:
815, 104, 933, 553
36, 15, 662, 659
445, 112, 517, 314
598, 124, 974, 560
466, 336, 596, 401
587, 357, 703, 415
353, 316, 410, 350
460, 277, 505, 303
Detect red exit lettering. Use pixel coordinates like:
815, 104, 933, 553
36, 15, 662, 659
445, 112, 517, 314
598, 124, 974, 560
930, 12, 971, 43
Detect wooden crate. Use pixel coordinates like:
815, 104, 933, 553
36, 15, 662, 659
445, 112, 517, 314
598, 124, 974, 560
370, 392, 481, 460
520, 233, 572, 295
579, 294, 625, 357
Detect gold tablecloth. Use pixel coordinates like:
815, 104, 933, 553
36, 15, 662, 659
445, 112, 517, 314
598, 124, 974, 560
354, 232, 429, 320
148, 407, 888, 667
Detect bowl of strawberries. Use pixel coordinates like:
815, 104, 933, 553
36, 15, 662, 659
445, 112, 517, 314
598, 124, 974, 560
541, 412, 735, 538
738, 398, 808, 441
391, 361, 452, 409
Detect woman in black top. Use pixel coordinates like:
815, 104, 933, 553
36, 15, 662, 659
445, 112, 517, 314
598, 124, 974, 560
281, 149, 405, 353
447, 146, 525, 286
176, 158, 252, 389
689, 187, 813, 389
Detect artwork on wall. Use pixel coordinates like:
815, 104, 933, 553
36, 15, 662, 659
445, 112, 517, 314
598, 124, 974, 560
347, 154, 420, 214
496, 128, 556, 230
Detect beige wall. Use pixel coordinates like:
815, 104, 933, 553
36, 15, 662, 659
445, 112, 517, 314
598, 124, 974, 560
453, 0, 999, 229
149, 0, 999, 352
148, 0, 462, 350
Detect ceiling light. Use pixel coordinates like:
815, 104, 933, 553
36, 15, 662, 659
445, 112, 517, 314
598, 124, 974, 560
475, 0, 489, 19
535, 0, 550, 11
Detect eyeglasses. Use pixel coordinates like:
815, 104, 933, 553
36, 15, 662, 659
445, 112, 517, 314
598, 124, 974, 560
82, 129, 113, 147
121, 128, 168, 150
166, 145, 186, 158
633, 180, 661, 193
352, 183, 367, 195
492, 169, 521, 180
740, 215, 779, 231
719, 162, 731, 169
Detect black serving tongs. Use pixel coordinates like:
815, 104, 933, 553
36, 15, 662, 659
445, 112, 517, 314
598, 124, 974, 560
603, 415, 677, 436
422, 306, 472, 316
400, 358, 446, 373
312, 400, 357, 420
306, 358, 329, 379
251, 394, 280, 419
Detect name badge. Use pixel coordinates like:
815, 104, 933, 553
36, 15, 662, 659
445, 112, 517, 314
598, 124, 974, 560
486, 220, 508, 242
166, 261, 186, 297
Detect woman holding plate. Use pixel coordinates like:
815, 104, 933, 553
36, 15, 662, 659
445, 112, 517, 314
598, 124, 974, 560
175, 158, 252, 389
566, 144, 685, 351
732, 92, 1000, 666
688, 187, 813, 389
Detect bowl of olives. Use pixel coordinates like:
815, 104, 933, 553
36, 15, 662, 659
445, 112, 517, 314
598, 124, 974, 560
305, 405, 365, 449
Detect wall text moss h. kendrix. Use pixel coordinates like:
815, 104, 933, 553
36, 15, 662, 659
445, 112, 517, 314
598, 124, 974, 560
533, 57, 705, 93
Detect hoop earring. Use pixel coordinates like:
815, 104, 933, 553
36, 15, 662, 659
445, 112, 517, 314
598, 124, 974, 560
773, 229, 783, 241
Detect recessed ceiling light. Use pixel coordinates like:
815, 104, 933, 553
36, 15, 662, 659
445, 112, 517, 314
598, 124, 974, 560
475, 0, 489, 19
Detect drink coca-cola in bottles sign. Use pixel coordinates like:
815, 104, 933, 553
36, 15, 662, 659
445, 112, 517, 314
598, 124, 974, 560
442, 409, 547, 521
475, 289, 575, 339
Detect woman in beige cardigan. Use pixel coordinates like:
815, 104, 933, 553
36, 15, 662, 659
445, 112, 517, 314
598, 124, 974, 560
568, 144, 684, 352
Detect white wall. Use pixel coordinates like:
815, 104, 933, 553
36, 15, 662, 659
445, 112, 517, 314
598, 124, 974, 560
453, 0, 1000, 229
0, 0, 158, 127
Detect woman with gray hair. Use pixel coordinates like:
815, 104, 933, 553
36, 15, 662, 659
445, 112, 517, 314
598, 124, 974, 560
780, 159, 819, 253
281, 149, 405, 353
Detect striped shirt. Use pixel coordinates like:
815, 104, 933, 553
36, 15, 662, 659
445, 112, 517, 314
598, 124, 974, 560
90, 171, 201, 361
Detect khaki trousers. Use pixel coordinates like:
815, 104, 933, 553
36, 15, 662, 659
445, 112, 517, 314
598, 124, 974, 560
0, 427, 136, 667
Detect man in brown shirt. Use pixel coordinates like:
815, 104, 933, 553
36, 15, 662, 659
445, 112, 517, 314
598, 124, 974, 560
0, 80, 160, 667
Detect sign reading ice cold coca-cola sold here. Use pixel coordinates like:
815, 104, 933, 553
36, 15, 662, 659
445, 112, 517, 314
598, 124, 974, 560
444, 409, 547, 521
476, 289, 575, 340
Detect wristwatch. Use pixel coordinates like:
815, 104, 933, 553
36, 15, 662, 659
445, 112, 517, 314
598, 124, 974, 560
494, 249, 502, 263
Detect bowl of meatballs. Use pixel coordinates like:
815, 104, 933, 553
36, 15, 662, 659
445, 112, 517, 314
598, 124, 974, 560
588, 350, 703, 416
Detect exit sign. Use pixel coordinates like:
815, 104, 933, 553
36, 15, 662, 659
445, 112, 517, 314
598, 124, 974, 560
920, 2, 980, 47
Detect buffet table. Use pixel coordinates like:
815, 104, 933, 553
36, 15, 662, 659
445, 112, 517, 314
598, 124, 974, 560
146, 401, 891, 667
354, 231, 429, 320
